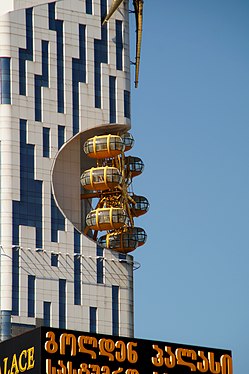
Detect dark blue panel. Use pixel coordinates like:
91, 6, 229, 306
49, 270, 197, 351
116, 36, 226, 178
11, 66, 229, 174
0, 311, 11, 341
119, 253, 126, 260
51, 193, 65, 242
100, 0, 107, 18
74, 229, 81, 305
109, 76, 116, 123
59, 279, 66, 328
12, 248, 19, 316
112, 285, 119, 336
94, 0, 108, 108
12, 119, 43, 248
58, 125, 65, 149
51, 253, 58, 267
90, 307, 97, 333
86, 0, 93, 14
35, 40, 49, 122
43, 127, 50, 157
72, 25, 86, 135
0, 58, 11, 104
28, 275, 35, 317
49, 2, 64, 113
96, 245, 103, 284
116, 20, 123, 71
43, 301, 51, 327
124, 90, 130, 119
19, 8, 33, 95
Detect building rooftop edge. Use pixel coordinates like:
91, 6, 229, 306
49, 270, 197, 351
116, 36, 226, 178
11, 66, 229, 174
0, 0, 60, 16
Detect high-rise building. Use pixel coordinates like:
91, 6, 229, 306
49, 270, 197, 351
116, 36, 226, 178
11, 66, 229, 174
0, 0, 141, 342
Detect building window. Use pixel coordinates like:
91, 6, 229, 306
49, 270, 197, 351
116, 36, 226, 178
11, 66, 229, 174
74, 229, 81, 305
112, 285, 119, 336
58, 125, 65, 149
43, 127, 50, 157
48, 2, 64, 113
116, 20, 123, 71
86, 0, 93, 14
43, 301, 51, 327
109, 76, 116, 123
100, 0, 107, 18
0, 57, 11, 104
51, 193, 65, 242
35, 40, 49, 122
72, 24, 86, 135
59, 279, 66, 328
19, 7, 33, 96
94, 0, 108, 109
124, 90, 130, 119
97, 245, 104, 284
12, 247, 20, 316
12, 119, 43, 249
28, 275, 35, 318
90, 307, 97, 333
51, 253, 58, 267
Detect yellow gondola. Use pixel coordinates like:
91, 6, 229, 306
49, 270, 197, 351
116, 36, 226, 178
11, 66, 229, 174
98, 227, 147, 253
125, 156, 144, 177
134, 227, 147, 247
86, 207, 127, 231
98, 231, 138, 253
84, 134, 124, 159
121, 133, 134, 152
81, 166, 122, 191
130, 195, 149, 217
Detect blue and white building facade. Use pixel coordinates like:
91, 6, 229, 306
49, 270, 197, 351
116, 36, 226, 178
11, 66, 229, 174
0, 0, 134, 341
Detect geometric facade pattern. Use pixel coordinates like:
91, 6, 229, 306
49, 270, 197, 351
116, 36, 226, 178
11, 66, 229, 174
0, 0, 133, 341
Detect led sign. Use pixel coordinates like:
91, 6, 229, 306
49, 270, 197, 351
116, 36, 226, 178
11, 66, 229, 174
0, 327, 232, 374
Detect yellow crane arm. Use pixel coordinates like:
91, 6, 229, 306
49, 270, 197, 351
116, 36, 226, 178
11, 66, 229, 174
133, 0, 144, 88
102, 0, 124, 25
102, 0, 144, 88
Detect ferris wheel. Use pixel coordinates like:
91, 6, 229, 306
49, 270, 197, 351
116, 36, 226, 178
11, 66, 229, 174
81, 133, 149, 253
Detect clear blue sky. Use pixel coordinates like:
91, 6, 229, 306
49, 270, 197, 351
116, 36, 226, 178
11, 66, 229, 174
129, 1, 249, 373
